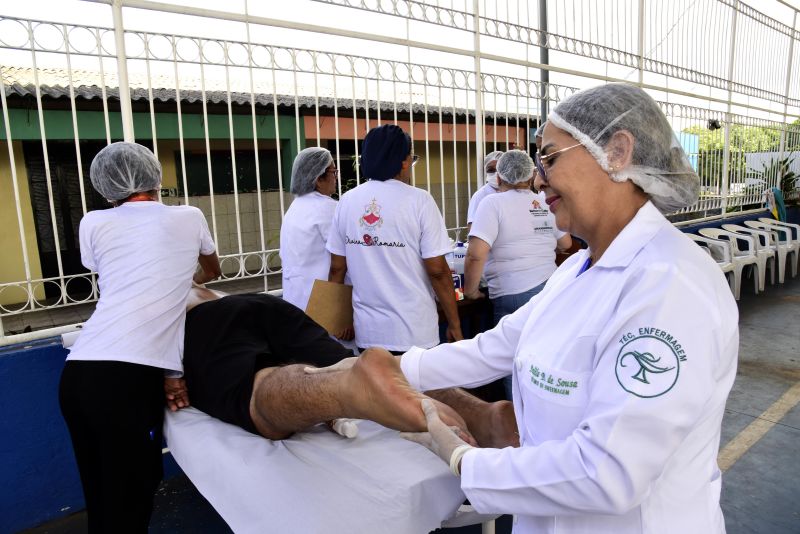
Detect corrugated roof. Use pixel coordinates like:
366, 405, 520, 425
0, 66, 504, 118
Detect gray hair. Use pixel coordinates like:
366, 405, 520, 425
290, 147, 334, 195
89, 142, 162, 201
496, 150, 534, 185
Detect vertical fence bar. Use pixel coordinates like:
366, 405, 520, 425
111, 0, 134, 142
472, 0, 485, 188
779, 11, 798, 160
720, 0, 740, 215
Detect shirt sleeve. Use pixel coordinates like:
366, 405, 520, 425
468, 197, 499, 247
78, 215, 97, 271
318, 200, 336, 243
196, 209, 216, 255
466, 189, 482, 224
401, 295, 536, 391
418, 193, 451, 259
326, 199, 347, 256
459, 262, 738, 517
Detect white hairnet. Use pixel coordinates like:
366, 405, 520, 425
89, 142, 161, 201
496, 149, 534, 185
483, 150, 504, 172
548, 83, 699, 213
291, 147, 334, 195
483, 150, 504, 188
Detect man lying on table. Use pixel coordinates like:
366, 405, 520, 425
164, 287, 518, 448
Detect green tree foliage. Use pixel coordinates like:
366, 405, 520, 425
683, 124, 786, 191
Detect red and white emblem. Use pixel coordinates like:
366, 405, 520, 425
360, 198, 383, 230
532, 198, 542, 210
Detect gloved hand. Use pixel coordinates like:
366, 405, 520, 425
400, 399, 474, 475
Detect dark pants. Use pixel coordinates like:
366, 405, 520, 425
59, 360, 165, 534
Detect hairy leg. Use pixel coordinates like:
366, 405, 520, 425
249, 348, 471, 441
426, 388, 520, 448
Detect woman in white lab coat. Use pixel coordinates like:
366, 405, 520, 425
396, 84, 739, 533
279, 147, 339, 311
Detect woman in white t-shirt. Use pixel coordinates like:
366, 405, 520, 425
464, 149, 572, 326
280, 147, 340, 312
327, 124, 463, 352
59, 142, 220, 533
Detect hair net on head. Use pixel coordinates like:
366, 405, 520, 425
483, 150, 504, 188
483, 150, 504, 172
361, 124, 411, 181
496, 149, 534, 185
89, 142, 161, 201
548, 83, 699, 213
290, 147, 333, 195
534, 122, 547, 139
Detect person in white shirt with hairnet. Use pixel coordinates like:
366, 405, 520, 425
60, 142, 220, 533
326, 84, 738, 533
280, 148, 340, 310
466, 150, 504, 231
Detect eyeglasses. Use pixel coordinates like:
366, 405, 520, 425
534, 142, 582, 181
326, 168, 340, 177
412, 154, 421, 167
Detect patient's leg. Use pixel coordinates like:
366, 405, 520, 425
425, 388, 519, 449
249, 348, 469, 440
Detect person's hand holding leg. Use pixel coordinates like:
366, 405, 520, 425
401, 399, 475, 475
164, 377, 190, 412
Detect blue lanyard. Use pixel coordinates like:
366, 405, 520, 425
577, 256, 592, 277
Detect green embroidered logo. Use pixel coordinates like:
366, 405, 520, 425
615, 328, 686, 398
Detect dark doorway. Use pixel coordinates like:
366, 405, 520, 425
23, 140, 119, 301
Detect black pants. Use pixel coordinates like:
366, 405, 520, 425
59, 360, 165, 534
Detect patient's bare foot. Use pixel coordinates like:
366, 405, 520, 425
341, 347, 429, 431
341, 348, 473, 441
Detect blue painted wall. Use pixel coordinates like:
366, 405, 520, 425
0, 338, 82, 533
0, 338, 181, 533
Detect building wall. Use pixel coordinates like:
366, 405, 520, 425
0, 141, 45, 306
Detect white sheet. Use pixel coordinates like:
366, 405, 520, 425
164, 407, 467, 533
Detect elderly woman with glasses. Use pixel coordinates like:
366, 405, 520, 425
280, 147, 342, 314
395, 84, 738, 533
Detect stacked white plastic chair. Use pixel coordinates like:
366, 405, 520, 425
698, 228, 760, 298
757, 218, 800, 277
721, 224, 776, 291
687, 234, 737, 298
743, 220, 798, 282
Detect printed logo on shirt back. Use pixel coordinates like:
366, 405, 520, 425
615, 328, 687, 398
346, 197, 406, 248
360, 198, 383, 230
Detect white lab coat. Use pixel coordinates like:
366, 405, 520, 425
280, 192, 337, 311
401, 201, 739, 533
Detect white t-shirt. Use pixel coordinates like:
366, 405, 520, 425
467, 183, 498, 224
68, 202, 216, 372
469, 190, 566, 299
280, 192, 337, 311
327, 179, 451, 351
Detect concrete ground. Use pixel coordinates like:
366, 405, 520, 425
21, 272, 800, 534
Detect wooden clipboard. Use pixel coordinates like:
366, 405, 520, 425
305, 280, 353, 335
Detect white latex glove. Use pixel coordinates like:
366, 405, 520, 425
400, 399, 474, 474
304, 356, 357, 374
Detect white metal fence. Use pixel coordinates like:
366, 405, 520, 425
1, 0, 799, 343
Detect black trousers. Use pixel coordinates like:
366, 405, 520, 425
59, 360, 165, 534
